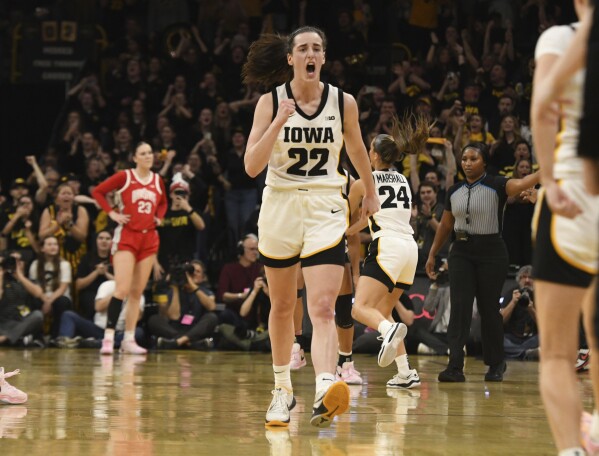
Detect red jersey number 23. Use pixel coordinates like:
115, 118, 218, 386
137, 201, 152, 214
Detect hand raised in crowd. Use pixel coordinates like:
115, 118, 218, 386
25, 155, 38, 167
182, 164, 195, 179
13, 203, 31, 219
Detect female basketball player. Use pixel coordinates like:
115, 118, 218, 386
92, 142, 167, 355
531, 1, 599, 454
348, 115, 428, 389
242, 26, 379, 428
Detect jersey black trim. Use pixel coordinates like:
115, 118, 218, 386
369, 215, 381, 233
271, 89, 279, 122
285, 82, 329, 120
338, 87, 344, 133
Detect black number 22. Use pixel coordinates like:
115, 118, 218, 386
379, 185, 410, 209
287, 148, 329, 176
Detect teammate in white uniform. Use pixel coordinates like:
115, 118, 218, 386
348, 115, 427, 388
531, 1, 599, 453
242, 26, 379, 428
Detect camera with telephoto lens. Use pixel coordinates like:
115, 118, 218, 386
518, 287, 534, 307
169, 262, 195, 286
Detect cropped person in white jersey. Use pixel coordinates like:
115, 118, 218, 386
531, 1, 599, 454
242, 26, 379, 428
348, 115, 428, 389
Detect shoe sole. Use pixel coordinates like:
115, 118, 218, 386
310, 382, 350, 428
0, 396, 27, 405
387, 379, 421, 389
378, 323, 408, 368
265, 419, 289, 428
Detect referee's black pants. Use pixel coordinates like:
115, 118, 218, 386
447, 236, 508, 370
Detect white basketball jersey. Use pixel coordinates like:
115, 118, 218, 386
266, 82, 346, 190
368, 169, 414, 240
535, 24, 585, 179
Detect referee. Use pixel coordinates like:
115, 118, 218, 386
425, 142, 539, 382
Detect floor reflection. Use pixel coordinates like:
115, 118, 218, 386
0, 406, 27, 439
0, 350, 558, 454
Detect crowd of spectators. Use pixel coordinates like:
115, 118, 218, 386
0, 0, 569, 352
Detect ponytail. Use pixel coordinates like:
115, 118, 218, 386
242, 34, 292, 87
393, 113, 431, 157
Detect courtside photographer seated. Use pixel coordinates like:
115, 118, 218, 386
0, 252, 44, 347
500, 265, 539, 360
149, 260, 218, 350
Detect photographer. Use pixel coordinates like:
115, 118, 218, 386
154, 174, 205, 280
0, 253, 44, 347
149, 260, 218, 350
500, 265, 539, 360
239, 272, 270, 332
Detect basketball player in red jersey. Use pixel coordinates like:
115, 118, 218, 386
92, 142, 167, 354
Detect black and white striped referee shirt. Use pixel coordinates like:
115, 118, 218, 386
445, 174, 509, 235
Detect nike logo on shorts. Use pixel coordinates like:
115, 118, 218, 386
331, 209, 342, 214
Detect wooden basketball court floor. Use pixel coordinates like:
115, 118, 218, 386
0, 349, 592, 455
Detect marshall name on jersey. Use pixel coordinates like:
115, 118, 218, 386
267, 82, 346, 190
369, 170, 414, 240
